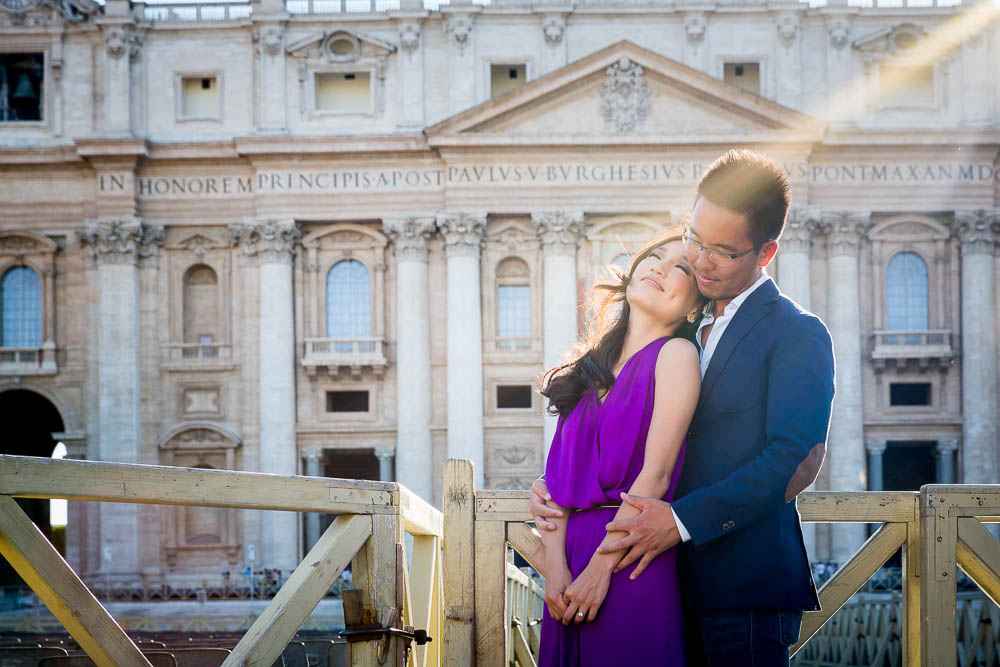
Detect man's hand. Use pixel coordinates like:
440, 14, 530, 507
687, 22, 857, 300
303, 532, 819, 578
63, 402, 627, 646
530, 478, 564, 531
597, 492, 681, 579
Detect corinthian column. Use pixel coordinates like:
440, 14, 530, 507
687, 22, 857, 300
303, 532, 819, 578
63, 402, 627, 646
78, 218, 164, 581
822, 210, 868, 565
533, 211, 583, 456
779, 207, 818, 309
229, 218, 301, 572
384, 216, 436, 501
437, 212, 486, 488
302, 448, 324, 550
956, 210, 999, 485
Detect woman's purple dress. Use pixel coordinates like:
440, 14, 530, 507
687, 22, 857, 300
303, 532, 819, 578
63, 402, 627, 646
539, 337, 686, 667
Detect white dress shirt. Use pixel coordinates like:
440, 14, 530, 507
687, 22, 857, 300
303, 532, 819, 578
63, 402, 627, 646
672, 272, 773, 543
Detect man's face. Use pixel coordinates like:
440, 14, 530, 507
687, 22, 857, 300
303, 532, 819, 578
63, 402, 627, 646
687, 196, 771, 302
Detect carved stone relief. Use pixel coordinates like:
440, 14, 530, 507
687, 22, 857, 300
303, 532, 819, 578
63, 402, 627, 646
599, 57, 652, 134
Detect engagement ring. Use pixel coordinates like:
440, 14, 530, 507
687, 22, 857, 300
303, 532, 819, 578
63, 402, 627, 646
577, 612, 584, 617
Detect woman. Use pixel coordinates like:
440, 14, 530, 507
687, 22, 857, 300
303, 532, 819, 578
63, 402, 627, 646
538, 227, 706, 666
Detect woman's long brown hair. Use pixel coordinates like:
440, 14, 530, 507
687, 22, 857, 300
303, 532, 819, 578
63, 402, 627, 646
540, 225, 705, 418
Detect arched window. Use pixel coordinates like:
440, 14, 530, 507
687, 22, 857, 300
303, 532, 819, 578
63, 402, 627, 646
182, 265, 219, 344
496, 258, 531, 342
327, 259, 371, 340
1, 266, 42, 348
886, 252, 928, 331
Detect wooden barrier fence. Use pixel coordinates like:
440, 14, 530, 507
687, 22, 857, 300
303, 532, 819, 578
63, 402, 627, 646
0, 454, 444, 667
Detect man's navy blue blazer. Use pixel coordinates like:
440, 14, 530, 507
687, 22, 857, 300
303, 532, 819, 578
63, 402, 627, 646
672, 278, 835, 612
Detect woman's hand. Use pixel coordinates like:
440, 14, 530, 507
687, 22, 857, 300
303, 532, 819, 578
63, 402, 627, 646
543, 562, 573, 621
531, 478, 565, 531
561, 559, 613, 625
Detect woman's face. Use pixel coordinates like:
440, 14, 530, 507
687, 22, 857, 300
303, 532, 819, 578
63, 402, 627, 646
625, 240, 703, 326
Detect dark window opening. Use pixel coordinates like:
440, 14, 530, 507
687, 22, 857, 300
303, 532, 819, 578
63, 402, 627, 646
889, 383, 931, 406
201, 78, 212, 89
735, 65, 744, 76
1, 53, 44, 122
344, 73, 356, 80
497, 385, 532, 409
326, 390, 369, 412
509, 68, 519, 79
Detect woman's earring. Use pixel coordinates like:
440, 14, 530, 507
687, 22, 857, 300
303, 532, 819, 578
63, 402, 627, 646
687, 313, 697, 324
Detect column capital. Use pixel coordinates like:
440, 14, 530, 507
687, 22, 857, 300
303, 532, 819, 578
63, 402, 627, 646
384, 216, 436, 262
532, 211, 584, 255
302, 447, 324, 463
781, 206, 820, 254
79, 218, 165, 267
865, 439, 887, 455
821, 209, 870, 257
374, 446, 396, 461
228, 218, 301, 265
936, 439, 959, 454
437, 212, 486, 258
443, 11, 476, 53
955, 209, 1000, 256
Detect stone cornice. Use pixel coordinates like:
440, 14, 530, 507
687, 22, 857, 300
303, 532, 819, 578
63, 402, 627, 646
532, 210, 583, 255
820, 209, 870, 257
955, 209, 1000, 256
437, 212, 486, 258
78, 218, 165, 266
781, 205, 820, 254
228, 218, 301, 264
383, 216, 436, 263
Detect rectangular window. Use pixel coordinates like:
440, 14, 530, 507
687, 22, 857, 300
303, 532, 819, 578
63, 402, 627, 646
180, 76, 220, 119
497, 385, 533, 409
878, 65, 934, 106
315, 72, 371, 113
497, 285, 531, 338
491, 64, 526, 99
723, 62, 760, 95
889, 383, 931, 406
1, 53, 44, 122
326, 390, 369, 412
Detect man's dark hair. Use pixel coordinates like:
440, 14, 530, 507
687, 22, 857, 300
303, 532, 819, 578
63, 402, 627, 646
696, 149, 791, 248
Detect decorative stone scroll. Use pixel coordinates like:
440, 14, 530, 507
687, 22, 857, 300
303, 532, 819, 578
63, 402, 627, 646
104, 25, 144, 63
540, 14, 566, 47
79, 219, 165, 266
532, 211, 584, 255
383, 216, 436, 263
228, 218, 301, 264
445, 14, 474, 53
599, 58, 652, 134
820, 210, 870, 257
399, 21, 421, 55
782, 206, 820, 254
955, 209, 1000, 256
437, 212, 486, 258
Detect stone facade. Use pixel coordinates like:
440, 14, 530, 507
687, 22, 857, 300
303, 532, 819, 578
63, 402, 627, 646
1, 0, 999, 587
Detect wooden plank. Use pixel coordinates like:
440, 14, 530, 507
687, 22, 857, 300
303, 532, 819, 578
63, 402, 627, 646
475, 520, 507, 667
921, 486, 958, 667
224, 514, 371, 667
426, 537, 444, 667
511, 620, 537, 667
0, 455, 395, 514
442, 460, 476, 667
507, 523, 546, 578
408, 536, 438, 667
901, 509, 921, 667
792, 521, 905, 657
957, 517, 1000, 606
476, 495, 531, 522
349, 512, 400, 666
796, 492, 918, 523
400, 486, 444, 537
0, 495, 152, 667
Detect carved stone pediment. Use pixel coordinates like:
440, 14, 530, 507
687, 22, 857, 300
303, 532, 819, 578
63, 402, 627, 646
158, 421, 242, 450
868, 216, 951, 242
167, 232, 227, 259
487, 221, 539, 253
302, 223, 388, 250
286, 29, 395, 62
0, 0, 99, 25
0, 231, 58, 256
426, 40, 824, 145
853, 23, 927, 61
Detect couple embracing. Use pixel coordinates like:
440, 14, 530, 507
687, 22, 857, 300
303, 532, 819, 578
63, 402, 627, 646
531, 149, 836, 666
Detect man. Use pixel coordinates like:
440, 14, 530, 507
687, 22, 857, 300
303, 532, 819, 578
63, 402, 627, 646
531, 149, 835, 665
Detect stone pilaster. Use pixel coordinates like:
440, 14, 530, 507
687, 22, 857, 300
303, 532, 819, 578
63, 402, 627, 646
779, 206, 818, 310
99, 23, 143, 135
78, 219, 163, 583
865, 439, 887, 491
821, 210, 869, 564
395, 18, 427, 128
533, 211, 583, 456
253, 24, 287, 132
774, 10, 803, 109
956, 210, 999, 485
936, 439, 959, 484
375, 447, 396, 483
438, 212, 486, 488
230, 218, 301, 571
384, 216, 436, 501
443, 10, 478, 114
302, 448, 324, 549
539, 13, 569, 75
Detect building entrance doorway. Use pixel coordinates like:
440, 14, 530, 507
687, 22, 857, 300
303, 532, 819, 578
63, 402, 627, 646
318, 448, 380, 537
0, 389, 66, 596
870, 441, 937, 569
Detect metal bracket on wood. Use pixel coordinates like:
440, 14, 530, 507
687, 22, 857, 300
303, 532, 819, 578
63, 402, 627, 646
340, 596, 433, 665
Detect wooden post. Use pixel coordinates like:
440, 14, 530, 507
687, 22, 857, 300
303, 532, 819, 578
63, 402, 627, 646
920, 486, 958, 667
349, 512, 401, 666
474, 519, 506, 667
0, 495, 152, 667
443, 459, 476, 666
224, 514, 372, 667
901, 494, 921, 667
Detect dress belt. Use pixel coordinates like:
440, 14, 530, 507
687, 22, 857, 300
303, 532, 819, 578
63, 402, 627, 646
574, 504, 622, 511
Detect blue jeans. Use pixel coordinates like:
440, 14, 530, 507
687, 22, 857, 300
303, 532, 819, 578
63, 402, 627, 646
684, 605, 803, 667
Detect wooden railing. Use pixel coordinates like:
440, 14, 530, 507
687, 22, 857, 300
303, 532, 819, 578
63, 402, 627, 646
0, 454, 443, 667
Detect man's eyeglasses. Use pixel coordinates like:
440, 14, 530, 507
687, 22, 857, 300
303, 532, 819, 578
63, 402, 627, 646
681, 228, 758, 267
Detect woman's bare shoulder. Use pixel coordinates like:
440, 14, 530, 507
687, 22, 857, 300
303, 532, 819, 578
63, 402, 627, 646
655, 337, 700, 381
